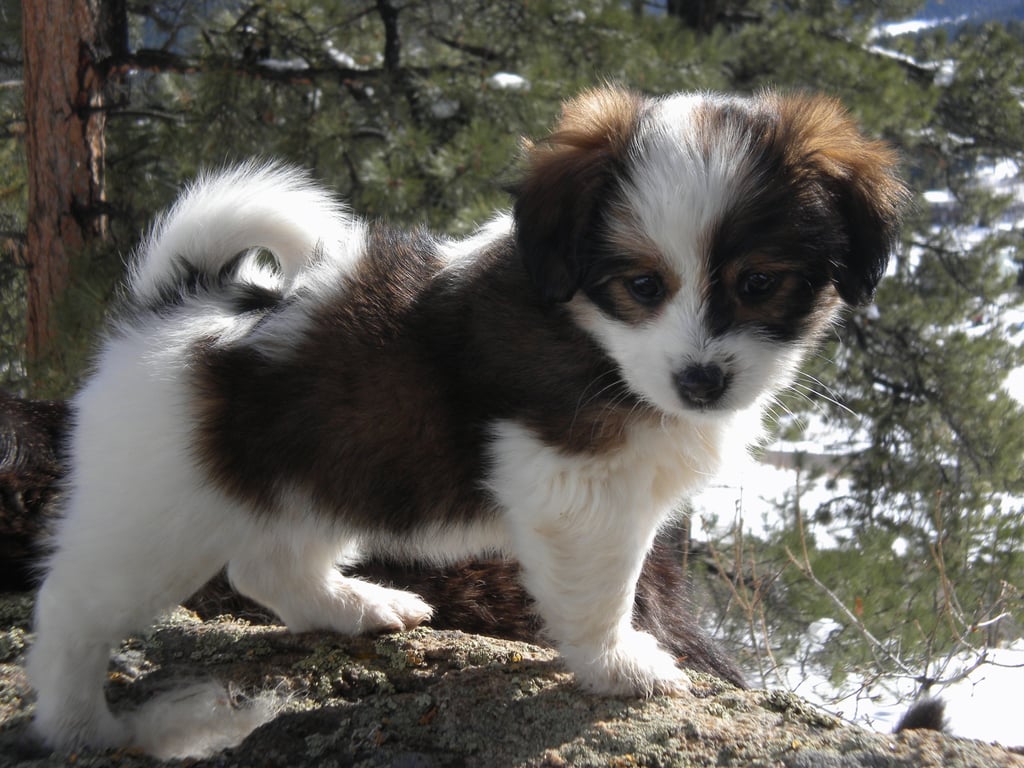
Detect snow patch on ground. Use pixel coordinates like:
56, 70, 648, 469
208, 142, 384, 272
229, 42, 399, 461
486, 72, 531, 91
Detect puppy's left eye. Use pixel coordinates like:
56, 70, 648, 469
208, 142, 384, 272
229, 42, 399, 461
738, 272, 778, 301
625, 274, 666, 306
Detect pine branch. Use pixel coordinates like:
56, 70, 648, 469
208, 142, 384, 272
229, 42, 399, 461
376, 0, 401, 72
430, 33, 501, 62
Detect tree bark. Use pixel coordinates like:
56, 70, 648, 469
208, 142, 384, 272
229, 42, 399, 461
21, 0, 111, 362
667, 0, 720, 33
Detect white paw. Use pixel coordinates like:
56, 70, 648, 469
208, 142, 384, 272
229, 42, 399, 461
31, 696, 127, 754
354, 582, 434, 634
564, 628, 690, 697
276, 576, 433, 636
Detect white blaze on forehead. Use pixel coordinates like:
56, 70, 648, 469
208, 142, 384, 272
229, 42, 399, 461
624, 93, 764, 278
611, 92, 764, 349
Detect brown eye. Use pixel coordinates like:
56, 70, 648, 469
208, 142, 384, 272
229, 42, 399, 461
739, 271, 778, 301
625, 274, 665, 306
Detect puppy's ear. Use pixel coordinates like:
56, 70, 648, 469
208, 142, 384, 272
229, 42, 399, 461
777, 94, 909, 306
512, 87, 643, 303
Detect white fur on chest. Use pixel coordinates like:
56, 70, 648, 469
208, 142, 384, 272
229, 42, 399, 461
487, 415, 728, 530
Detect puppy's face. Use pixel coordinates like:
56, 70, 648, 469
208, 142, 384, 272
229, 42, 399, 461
514, 88, 906, 419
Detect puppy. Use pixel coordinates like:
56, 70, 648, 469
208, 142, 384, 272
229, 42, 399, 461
28, 86, 905, 754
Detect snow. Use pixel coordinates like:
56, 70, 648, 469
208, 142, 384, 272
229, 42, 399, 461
891, 536, 910, 556
942, 642, 1024, 743
486, 72, 531, 91
923, 189, 956, 206
689, 343, 1024, 744
258, 57, 309, 72
1003, 360, 1019, 405
934, 59, 957, 87
878, 19, 942, 36
917, 150, 1024, 744
693, 450, 1024, 745
805, 618, 843, 647
978, 157, 1022, 186
789, 642, 1024, 745
874, 16, 970, 38
324, 41, 358, 69
867, 16, 958, 86
430, 99, 461, 120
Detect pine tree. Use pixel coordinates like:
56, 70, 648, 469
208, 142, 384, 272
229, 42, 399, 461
21, 0, 117, 372
0, 3, 26, 390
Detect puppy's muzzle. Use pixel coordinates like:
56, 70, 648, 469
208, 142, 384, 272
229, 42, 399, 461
674, 363, 728, 409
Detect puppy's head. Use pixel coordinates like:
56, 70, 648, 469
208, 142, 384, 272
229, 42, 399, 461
513, 86, 907, 418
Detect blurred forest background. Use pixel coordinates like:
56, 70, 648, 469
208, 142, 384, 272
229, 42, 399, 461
4, 0, 1024, 732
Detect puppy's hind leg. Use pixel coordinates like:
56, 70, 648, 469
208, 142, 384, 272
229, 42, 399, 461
227, 523, 433, 636
27, 484, 239, 753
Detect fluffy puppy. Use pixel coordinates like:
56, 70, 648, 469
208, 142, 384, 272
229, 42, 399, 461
28, 86, 905, 755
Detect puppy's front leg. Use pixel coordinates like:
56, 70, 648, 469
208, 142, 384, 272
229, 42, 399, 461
510, 509, 689, 697
490, 424, 688, 697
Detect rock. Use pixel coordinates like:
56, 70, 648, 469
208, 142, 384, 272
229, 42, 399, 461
1, 592, 1021, 768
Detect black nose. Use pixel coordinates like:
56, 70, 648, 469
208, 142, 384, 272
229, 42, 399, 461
675, 363, 727, 408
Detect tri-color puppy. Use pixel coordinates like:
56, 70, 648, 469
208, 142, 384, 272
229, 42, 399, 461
28, 86, 905, 755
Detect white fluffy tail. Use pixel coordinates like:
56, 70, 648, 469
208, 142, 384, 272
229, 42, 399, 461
129, 161, 363, 303
126, 682, 284, 759
28, 675, 283, 759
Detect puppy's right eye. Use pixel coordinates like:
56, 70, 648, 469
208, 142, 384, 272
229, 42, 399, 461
738, 271, 778, 301
625, 274, 665, 306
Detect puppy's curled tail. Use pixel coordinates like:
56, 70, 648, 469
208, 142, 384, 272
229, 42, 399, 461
128, 161, 362, 303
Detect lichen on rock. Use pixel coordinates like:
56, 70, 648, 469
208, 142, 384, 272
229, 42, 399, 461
0, 591, 1021, 768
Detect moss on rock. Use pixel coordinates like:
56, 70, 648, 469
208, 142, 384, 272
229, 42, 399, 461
0, 591, 1021, 768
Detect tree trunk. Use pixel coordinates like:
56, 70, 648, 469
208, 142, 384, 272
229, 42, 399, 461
667, 0, 719, 33
21, 0, 110, 363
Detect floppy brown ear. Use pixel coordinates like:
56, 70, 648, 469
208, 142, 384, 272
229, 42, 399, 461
512, 87, 643, 303
776, 94, 909, 306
